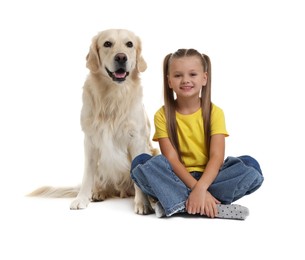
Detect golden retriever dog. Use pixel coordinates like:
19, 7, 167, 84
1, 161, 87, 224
28, 29, 157, 214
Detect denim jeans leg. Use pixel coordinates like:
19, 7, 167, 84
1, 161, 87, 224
131, 154, 189, 216
131, 153, 153, 171
208, 156, 264, 204
130, 153, 156, 198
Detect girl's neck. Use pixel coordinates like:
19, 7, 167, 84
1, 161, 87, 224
175, 97, 201, 115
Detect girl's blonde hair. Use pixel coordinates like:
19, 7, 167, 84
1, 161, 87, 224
163, 49, 212, 160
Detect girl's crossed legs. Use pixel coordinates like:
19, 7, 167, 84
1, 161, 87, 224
131, 154, 263, 220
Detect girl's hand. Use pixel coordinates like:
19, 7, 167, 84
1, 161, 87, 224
186, 186, 220, 218
203, 191, 220, 218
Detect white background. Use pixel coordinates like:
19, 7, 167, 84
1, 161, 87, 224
0, 0, 304, 259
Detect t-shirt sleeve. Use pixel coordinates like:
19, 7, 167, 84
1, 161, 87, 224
153, 107, 168, 141
211, 105, 229, 137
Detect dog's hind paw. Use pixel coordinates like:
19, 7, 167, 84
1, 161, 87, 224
70, 197, 90, 210
134, 202, 154, 215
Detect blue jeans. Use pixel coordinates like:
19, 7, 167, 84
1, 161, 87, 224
130, 154, 264, 217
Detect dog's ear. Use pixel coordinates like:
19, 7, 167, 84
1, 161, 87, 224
136, 37, 147, 73
137, 55, 147, 73
86, 35, 100, 73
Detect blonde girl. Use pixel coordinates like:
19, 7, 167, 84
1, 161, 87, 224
131, 49, 263, 220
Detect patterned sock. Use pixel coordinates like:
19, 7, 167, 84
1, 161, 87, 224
216, 204, 249, 220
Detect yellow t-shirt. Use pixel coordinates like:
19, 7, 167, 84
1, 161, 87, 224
153, 104, 229, 172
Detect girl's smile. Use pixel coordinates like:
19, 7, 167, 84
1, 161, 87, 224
180, 85, 194, 91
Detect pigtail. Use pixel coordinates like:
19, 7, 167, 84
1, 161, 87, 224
201, 54, 212, 156
163, 53, 181, 157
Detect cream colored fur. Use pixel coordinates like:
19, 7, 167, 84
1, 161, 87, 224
28, 29, 158, 214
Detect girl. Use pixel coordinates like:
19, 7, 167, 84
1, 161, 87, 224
131, 49, 264, 220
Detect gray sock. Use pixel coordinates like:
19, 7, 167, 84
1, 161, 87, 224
216, 204, 249, 220
154, 201, 166, 218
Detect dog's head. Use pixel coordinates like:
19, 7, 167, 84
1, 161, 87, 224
86, 29, 147, 82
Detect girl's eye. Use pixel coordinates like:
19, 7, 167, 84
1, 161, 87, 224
190, 73, 197, 77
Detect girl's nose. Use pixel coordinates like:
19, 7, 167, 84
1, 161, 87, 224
182, 77, 190, 83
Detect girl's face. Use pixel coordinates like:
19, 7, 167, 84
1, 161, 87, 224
167, 56, 207, 99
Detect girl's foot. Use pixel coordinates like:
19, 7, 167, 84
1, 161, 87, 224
216, 204, 249, 220
154, 201, 166, 218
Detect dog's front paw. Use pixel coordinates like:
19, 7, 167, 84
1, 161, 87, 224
134, 200, 154, 215
134, 184, 154, 215
70, 197, 90, 210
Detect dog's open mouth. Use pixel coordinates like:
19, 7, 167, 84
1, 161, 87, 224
106, 67, 129, 82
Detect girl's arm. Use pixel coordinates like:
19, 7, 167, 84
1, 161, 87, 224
158, 137, 197, 189
187, 134, 225, 217
197, 134, 225, 190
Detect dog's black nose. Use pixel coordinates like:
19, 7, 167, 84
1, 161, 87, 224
115, 53, 127, 65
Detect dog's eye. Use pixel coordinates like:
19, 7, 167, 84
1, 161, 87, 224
104, 41, 112, 48
126, 41, 133, 48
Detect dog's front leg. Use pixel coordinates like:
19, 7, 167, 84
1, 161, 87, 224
70, 138, 97, 210
133, 183, 154, 215
129, 136, 154, 215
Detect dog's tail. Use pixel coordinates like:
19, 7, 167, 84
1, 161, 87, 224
27, 186, 80, 198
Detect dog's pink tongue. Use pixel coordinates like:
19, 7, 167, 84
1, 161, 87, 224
114, 72, 127, 78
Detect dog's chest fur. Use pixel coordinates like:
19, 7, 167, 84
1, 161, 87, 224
81, 76, 144, 148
